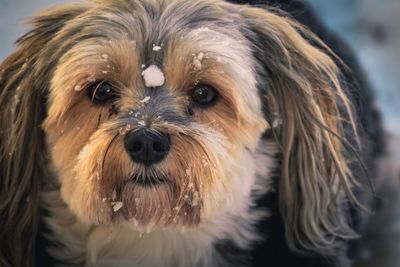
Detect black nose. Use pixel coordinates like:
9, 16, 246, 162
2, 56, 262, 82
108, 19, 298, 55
124, 129, 171, 166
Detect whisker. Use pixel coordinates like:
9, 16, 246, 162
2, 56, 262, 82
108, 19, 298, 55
96, 113, 102, 129
91, 80, 107, 103
101, 133, 119, 180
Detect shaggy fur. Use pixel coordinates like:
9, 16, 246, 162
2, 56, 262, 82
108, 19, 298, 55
0, 0, 386, 267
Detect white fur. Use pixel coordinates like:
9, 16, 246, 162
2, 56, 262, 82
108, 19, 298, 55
42, 141, 276, 267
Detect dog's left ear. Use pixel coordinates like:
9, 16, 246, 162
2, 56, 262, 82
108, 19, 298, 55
239, 6, 359, 255
0, 5, 88, 267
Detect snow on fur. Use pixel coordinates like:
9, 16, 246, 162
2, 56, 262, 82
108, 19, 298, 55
141, 65, 165, 87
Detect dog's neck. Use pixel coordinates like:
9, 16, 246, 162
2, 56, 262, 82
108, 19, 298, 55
41, 141, 275, 267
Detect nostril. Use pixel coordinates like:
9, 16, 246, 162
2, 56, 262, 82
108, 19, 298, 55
153, 141, 166, 153
124, 129, 170, 166
131, 141, 142, 153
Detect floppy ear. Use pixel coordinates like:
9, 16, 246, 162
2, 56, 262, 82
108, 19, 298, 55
240, 7, 359, 254
0, 5, 87, 267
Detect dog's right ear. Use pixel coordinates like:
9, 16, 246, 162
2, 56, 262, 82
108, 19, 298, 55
0, 5, 88, 267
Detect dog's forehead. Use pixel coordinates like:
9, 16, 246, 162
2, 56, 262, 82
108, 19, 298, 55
49, 0, 264, 120
86, 1, 249, 60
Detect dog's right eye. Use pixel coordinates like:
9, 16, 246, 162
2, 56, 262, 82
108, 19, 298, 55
87, 81, 117, 105
190, 84, 218, 108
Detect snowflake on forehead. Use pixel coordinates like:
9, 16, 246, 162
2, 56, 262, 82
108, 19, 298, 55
141, 65, 165, 87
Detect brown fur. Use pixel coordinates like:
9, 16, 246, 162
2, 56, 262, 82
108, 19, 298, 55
0, 1, 360, 266
239, 7, 360, 253
0, 5, 88, 266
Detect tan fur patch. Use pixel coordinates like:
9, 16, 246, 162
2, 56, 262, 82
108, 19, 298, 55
0, 1, 362, 266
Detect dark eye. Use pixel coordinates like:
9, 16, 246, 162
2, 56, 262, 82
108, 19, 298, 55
87, 81, 117, 105
191, 85, 218, 107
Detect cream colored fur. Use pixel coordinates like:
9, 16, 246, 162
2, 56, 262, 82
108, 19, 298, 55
42, 141, 276, 267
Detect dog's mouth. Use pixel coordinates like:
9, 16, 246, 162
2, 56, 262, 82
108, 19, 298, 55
130, 174, 168, 187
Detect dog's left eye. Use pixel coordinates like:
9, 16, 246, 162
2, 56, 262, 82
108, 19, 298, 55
87, 81, 117, 105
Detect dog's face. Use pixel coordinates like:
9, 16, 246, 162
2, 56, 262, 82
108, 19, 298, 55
42, 2, 267, 226
0, 0, 359, 264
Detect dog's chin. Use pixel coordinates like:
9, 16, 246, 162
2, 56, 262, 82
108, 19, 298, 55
64, 167, 204, 229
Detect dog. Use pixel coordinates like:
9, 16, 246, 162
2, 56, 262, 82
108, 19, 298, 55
0, 0, 388, 266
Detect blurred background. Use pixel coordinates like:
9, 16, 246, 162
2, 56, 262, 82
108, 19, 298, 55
309, 0, 400, 165
0, 0, 399, 266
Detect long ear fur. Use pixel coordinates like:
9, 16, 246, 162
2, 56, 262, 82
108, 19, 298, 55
0, 5, 87, 267
240, 7, 360, 254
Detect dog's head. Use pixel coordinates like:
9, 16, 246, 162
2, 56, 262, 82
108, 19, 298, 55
0, 0, 358, 266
